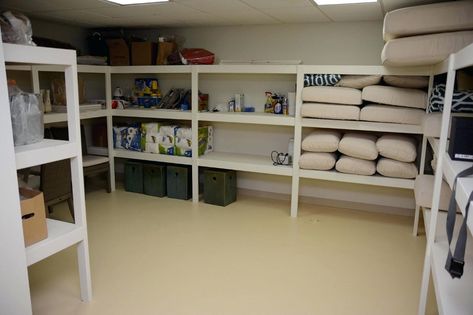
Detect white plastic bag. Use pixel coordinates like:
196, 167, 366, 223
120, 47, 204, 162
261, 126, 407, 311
10, 89, 43, 146
0, 11, 35, 46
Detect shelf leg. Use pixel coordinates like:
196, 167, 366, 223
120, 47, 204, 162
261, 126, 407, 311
77, 238, 92, 302
412, 205, 420, 236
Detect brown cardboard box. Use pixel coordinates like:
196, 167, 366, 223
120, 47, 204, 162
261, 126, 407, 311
106, 38, 129, 66
132, 42, 157, 65
156, 41, 177, 65
19, 188, 48, 246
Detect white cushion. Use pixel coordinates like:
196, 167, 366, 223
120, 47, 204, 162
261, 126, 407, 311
336, 155, 376, 176
302, 86, 362, 105
301, 129, 341, 153
360, 104, 425, 125
301, 103, 360, 121
299, 152, 336, 171
383, 75, 429, 89
382, 31, 473, 67
376, 134, 417, 163
383, 1, 473, 41
335, 75, 382, 89
414, 175, 451, 211
82, 155, 110, 168
362, 85, 427, 109
377, 158, 418, 179
338, 133, 378, 161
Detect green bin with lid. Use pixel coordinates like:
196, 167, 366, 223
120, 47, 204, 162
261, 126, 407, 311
204, 169, 236, 206
143, 163, 166, 197
166, 165, 192, 200
124, 161, 143, 193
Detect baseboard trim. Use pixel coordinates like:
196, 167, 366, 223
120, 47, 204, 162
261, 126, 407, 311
238, 188, 413, 217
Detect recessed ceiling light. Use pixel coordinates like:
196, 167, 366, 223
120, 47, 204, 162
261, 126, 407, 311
314, 0, 377, 5
104, 0, 169, 5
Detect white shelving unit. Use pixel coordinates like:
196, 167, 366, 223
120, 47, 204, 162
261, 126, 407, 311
7, 59, 436, 220
418, 43, 473, 315
93, 63, 433, 218
0, 42, 92, 315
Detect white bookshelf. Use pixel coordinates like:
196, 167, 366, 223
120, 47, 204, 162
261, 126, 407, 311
418, 43, 473, 315
112, 108, 192, 120
301, 118, 423, 134
1, 42, 92, 315
299, 169, 414, 189
423, 209, 473, 315
114, 149, 192, 165
198, 112, 295, 126
198, 151, 293, 176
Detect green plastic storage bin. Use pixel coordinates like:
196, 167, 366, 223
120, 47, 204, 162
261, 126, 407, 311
143, 163, 166, 197
124, 161, 143, 193
204, 169, 236, 206
166, 165, 192, 200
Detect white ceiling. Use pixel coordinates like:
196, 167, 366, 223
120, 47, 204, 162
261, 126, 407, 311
0, 0, 447, 28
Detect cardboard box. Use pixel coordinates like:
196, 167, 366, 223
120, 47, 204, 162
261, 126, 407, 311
156, 41, 177, 65
106, 38, 129, 66
19, 188, 47, 246
131, 42, 157, 66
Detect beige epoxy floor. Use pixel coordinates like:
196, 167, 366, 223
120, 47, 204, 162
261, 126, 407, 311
28, 189, 438, 315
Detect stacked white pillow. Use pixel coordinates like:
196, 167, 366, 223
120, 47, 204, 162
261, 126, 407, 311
336, 133, 377, 176
299, 130, 419, 179
360, 79, 428, 125
299, 130, 340, 171
375, 134, 418, 179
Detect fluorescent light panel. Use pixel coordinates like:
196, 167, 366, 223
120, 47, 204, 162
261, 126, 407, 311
105, 0, 169, 5
314, 0, 377, 5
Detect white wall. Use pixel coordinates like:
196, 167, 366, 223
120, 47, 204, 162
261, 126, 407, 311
130, 21, 385, 65
29, 18, 89, 54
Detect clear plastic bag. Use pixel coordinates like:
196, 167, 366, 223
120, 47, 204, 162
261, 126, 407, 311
0, 11, 35, 46
10, 91, 44, 146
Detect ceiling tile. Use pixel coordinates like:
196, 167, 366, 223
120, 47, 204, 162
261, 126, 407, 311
240, 0, 313, 9
381, 0, 444, 13
261, 6, 330, 23
318, 2, 383, 21
31, 9, 114, 27
177, 0, 255, 13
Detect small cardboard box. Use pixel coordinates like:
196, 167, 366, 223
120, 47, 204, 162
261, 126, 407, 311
131, 42, 157, 66
19, 188, 47, 246
106, 38, 129, 66
156, 41, 177, 65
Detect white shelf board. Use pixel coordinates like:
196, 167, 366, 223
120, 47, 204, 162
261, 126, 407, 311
43, 109, 108, 124
5, 64, 32, 71
301, 118, 423, 134
198, 151, 293, 176
299, 169, 414, 189
299, 65, 433, 76
26, 219, 85, 266
423, 209, 473, 315
15, 139, 77, 170
3, 43, 75, 66
77, 65, 109, 74
112, 108, 192, 120
114, 149, 192, 165
197, 64, 297, 74
110, 65, 192, 74
442, 152, 473, 188
198, 112, 295, 126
